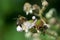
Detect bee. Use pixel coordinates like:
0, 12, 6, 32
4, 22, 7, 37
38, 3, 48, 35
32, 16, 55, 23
16, 16, 37, 32
16, 16, 28, 32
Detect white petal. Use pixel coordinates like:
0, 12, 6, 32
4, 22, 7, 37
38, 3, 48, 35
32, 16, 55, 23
29, 19, 37, 28
46, 13, 52, 19
16, 26, 23, 32
42, 1, 48, 6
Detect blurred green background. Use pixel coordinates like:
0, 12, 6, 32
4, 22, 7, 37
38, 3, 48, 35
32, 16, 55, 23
0, 0, 60, 40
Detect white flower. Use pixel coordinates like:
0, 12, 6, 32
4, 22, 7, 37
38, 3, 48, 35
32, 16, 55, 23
23, 3, 31, 11
46, 8, 56, 19
23, 3, 33, 15
46, 10, 53, 19
46, 13, 52, 19
32, 4, 40, 10
25, 9, 33, 15
42, 0, 48, 6
22, 21, 32, 32
16, 26, 23, 32
23, 21, 31, 29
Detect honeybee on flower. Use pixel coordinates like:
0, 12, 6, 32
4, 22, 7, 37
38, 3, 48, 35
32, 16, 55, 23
16, 16, 37, 32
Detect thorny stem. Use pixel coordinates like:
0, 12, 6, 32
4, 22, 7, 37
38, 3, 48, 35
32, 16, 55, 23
38, 0, 47, 24
39, 6, 46, 24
